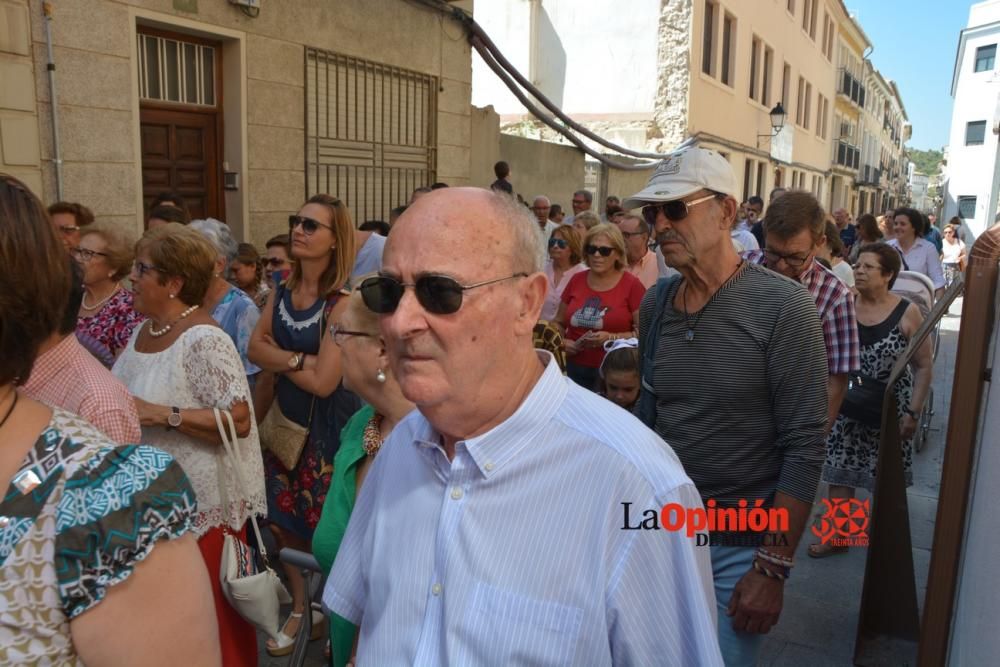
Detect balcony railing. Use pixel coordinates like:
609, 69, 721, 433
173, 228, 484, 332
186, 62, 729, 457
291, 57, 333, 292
836, 141, 861, 170
858, 164, 882, 186
838, 69, 867, 108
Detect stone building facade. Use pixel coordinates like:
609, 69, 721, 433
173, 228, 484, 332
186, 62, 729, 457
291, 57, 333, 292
0, 0, 474, 243
471, 0, 912, 215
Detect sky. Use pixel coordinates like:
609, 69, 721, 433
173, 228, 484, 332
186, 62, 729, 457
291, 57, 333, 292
846, 0, 975, 151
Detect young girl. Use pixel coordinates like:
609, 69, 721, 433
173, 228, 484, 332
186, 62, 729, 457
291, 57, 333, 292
598, 338, 640, 411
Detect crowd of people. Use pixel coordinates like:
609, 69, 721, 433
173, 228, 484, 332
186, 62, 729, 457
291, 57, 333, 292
0, 143, 948, 666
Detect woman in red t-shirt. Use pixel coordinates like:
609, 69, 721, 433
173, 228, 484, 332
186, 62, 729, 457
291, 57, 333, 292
556, 223, 646, 390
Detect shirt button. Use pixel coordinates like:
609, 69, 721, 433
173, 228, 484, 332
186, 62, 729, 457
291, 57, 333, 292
450, 487, 463, 500
484, 461, 495, 472
431, 583, 442, 596
0, 516, 9, 528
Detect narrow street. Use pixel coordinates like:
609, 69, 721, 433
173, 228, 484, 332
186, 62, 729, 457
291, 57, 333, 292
760, 296, 962, 665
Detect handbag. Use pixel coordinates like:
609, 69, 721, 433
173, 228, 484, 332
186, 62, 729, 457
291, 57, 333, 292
258, 397, 315, 471
839, 373, 888, 427
258, 288, 335, 470
214, 408, 292, 643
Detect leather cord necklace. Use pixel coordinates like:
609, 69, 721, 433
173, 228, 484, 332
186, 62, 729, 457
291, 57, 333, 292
680, 261, 745, 342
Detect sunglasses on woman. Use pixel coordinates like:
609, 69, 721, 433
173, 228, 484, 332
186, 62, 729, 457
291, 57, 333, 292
71, 247, 108, 262
288, 214, 333, 235
548, 238, 568, 249
584, 244, 615, 257
359, 273, 528, 315
641, 193, 718, 226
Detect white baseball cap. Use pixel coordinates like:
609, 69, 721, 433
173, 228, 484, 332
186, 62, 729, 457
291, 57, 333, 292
622, 146, 738, 209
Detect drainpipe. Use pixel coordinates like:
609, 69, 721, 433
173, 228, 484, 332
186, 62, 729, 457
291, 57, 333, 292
42, 1, 64, 201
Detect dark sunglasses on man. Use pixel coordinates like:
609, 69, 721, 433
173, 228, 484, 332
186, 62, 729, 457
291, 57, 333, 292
289, 214, 333, 235
641, 192, 719, 226
359, 273, 527, 315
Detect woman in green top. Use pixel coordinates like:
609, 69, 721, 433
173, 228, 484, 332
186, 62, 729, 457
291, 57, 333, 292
312, 287, 414, 666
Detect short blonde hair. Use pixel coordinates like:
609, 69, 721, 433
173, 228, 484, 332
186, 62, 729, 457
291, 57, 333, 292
584, 223, 627, 270
80, 226, 135, 281
574, 210, 600, 230
552, 224, 582, 265
136, 223, 216, 307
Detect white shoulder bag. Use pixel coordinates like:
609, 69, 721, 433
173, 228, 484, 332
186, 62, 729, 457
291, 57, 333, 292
214, 408, 292, 643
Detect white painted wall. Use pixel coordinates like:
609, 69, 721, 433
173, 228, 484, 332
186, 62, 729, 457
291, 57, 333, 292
943, 1, 1000, 237
471, 0, 661, 116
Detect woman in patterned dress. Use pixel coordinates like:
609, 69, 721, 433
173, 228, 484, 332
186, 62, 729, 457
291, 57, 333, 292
810, 242, 933, 557
73, 226, 145, 364
249, 194, 360, 656
113, 223, 266, 665
0, 174, 220, 665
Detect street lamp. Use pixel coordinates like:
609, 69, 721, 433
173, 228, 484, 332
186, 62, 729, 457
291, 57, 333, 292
757, 102, 787, 148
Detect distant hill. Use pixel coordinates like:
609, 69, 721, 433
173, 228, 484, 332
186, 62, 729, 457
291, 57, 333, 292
909, 148, 943, 176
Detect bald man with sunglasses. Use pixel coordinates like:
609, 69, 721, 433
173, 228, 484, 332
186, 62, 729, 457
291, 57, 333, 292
323, 187, 722, 666
629, 146, 828, 666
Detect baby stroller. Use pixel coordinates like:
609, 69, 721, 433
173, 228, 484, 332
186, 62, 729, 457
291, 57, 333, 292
889, 270, 937, 451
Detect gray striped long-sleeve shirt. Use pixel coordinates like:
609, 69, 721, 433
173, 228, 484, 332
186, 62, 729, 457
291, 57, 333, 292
638, 262, 828, 508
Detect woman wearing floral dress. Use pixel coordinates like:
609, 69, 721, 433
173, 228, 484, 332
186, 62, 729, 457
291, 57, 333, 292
73, 226, 145, 364
810, 242, 933, 557
249, 194, 360, 656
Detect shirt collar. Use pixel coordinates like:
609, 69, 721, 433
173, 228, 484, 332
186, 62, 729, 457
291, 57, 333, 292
22, 334, 79, 392
411, 351, 567, 478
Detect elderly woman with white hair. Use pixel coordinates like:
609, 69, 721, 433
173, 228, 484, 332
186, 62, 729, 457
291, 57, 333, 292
189, 218, 262, 392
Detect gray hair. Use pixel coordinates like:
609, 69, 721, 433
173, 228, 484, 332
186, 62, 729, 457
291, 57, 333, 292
189, 218, 239, 264
486, 191, 543, 274
574, 189, 593, 204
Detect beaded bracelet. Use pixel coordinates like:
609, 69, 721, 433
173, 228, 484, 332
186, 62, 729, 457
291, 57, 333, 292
756, 547, 794, 568
752, 558, 789, 580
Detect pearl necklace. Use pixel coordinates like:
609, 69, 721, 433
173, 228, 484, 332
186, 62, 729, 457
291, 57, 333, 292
81, 283, 121, 311
149, 305, 199, 338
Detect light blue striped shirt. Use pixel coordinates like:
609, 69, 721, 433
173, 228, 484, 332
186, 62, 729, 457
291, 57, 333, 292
323, 353, 722, 666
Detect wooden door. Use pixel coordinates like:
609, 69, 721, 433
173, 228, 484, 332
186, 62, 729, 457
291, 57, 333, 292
140, 107, 222, 222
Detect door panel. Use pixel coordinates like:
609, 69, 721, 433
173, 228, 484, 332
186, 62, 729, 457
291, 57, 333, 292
139, 107, 221, 223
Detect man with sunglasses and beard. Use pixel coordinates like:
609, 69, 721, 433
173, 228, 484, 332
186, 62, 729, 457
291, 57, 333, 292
323, 187, 723, 666
629, 146, 828, 667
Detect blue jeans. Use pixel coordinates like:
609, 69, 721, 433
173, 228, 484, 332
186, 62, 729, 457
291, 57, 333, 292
711, 545, 764, 667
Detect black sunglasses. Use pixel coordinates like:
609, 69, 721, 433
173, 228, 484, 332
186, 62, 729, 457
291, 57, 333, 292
548, 238, 568, 249
359, 273, 528, 315
289, 214, 333, 235
584, 244, 615, 257
265, 257, 287, 267
641, 193, 718, 226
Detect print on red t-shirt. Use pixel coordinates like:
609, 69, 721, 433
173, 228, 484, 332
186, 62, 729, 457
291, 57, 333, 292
560, 270, 646, 368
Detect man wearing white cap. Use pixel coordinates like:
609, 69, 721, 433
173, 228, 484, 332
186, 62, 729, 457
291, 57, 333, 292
628, 146, 828, 666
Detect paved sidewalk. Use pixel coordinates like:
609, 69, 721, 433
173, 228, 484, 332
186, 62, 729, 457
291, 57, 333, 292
759, 296, 961, 666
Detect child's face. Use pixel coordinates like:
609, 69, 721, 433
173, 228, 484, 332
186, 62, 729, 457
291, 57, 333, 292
604, 370, 640, 410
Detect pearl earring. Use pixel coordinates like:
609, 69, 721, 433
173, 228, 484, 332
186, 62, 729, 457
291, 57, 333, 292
169, 294, 176, 299
376, 368, 387, 383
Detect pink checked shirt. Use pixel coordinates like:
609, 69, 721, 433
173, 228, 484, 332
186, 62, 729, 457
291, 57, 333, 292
745, 251, 860, 375
22, 334, 142, 444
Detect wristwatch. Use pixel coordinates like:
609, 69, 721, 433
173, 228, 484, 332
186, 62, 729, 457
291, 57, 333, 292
166, 406, 182, 430
288, 352, 303, 371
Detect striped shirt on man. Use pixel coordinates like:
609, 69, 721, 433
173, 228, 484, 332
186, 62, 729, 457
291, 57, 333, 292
638, 263, 828, 509
324, 352, 723, 666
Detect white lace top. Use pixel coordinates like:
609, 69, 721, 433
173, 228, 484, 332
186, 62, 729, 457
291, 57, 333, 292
113, 324, 266, 537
